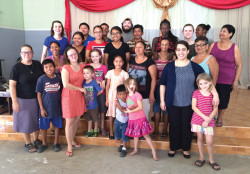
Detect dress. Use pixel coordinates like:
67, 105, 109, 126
105, 69, 129, 117
61, 64, 86, 118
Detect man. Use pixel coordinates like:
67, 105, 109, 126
127, 24, 152, 58
121, 18, 134, 42
79, 22, 95, 46
100, 23, 112, 43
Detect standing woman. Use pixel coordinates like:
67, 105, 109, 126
182, 24, 196, 59
61, 46, 87, 157
72, 31, 86, 62
208, 24, 242, 127
85, 25, 107, 63
128, 41, 157, 120
104, 26, 130, 70
41, 20, 69, 62
196, 24, 213, 45
10, 44, 44, 152
152, 19, 178, 54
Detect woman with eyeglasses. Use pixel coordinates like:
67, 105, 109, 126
85, 25, 108, 63
104, 26, 130, 70
61, 46, 86, 157
191, 36, 219, 85
9, 44, 44, 153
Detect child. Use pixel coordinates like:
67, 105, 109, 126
124, 78, 159, 161
106, 55, 129, 139
191, 73, 220, 170
88, 49, 108, 136
83, 65, 103, 137
115, 85, 129, 157
36, 59, 63, 153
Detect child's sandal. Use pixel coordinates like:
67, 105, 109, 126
92, 131, 98, 137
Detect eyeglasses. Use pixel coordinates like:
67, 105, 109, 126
20, 51, 33, 55
195, 43, 207, 47
111, 32, 120, 35
68, 53, 77, 58
94, 31, 102, 34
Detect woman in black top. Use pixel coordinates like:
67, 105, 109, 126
72, 31, 86, 62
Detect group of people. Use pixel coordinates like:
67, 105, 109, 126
9, 17, 242, 171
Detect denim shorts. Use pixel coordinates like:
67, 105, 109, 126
153, 85, 167, 114
39, 116, 63, 130
114, 119, 129, 142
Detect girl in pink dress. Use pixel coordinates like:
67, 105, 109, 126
106, 56, 129, 139
191, 73, 220, 170
124, 78, 159, 161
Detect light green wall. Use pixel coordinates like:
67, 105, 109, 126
23, 0, 65, 29
0, 0, 24, 29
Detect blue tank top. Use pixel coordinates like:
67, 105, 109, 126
191, 55, 212, 75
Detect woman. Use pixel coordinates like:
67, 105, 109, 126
191, 36, 219, 85
182, 24, 196, 59
104, 26, 130, 70
152, 19, 178, 54
128, 41, 157, 120
9, 44, 44, 152
72, 31, 86, 62
85, 25, 107, 63
61, 46, 86, 157
208, 24, 242, 127
45, 41, 63, 74
196, 24, 213, 45
41, 20, 69, 62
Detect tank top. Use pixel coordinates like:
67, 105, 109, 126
191, 55, 212, 75
210, 42, 235, 84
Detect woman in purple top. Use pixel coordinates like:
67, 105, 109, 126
208, 24, 242, 127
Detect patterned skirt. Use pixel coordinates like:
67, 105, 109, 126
125, 117, 153, 137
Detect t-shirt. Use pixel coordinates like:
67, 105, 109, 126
86, 41, 107, 57
116, 98, 129, 123
191, 90, 215, 127
44, 36, 70, 56
83, 79, 102, 109
84, 35, 95, 47
9, 60, 44, 99
126, 92, 145, 120
128, 57, 155, 98
104, 42, 130, 70
36, 74, 62, 118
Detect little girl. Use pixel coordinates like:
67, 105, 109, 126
88, 49, 108, 136
124, 78, 159, 161
106, 55, 129, 139
191, 73, 220, 171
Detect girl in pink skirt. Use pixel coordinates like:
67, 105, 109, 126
124, 78, 159, 161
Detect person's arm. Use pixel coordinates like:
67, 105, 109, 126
207, 56, 219, 85
125, 52, 130, 66
61, 67, 86, 93
9, 80, 19, 112
37, 92, 47, 117
210, 85, 219, 106
160, 85, 166, 111
233, 45, 243, 89
125, 99, 143, 113
192, 97, 210, 122
85, 49, 90, 63
203, 104, 218, 128
104, 53, 109, 68
207, 42, 215, 53
151, 37, 157, 54
115, 99, 127, 113
41, 45, 48, 62
105, 78, 111, 107
148, 64, 157, 103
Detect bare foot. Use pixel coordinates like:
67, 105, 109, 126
129, 150, 138, 157
152, 150, 159, 161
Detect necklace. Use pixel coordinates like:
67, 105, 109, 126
23, 63, 33, 74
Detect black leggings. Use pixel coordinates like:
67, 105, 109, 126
167, 105, 193, 151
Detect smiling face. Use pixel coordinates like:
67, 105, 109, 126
73, 34, 84, 46
93, 27, 103, 40
79, 25, 89, 35
53, 22, 62, 35
20, 46, 33, 63
67, 48, 78, 63
183, 26, 194, 39
50, 43, 60, 56
111, 29, 122, 41
113, 56, 124, 69
101, 25, 109, 36
134, 42, 145, 56
128, 79, 137, 93
219, 27, 232, 40
175, 44, 189, 60
91, 51, 101, 64
43, 63, 55, 77
133, 28, 143, 40
196, 26, 205, 37
194, 40, 208, 54
198, 79, 212, 91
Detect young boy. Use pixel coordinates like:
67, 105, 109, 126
83, 65, 103, 137
115, 85, 129, 157
36, 59, 63, 153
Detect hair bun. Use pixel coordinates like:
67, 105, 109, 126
206, 25, 211, 31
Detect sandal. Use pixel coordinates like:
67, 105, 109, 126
209, 162, 220, 171
92, 131, 98, 137
24, 143, 37, 153
66, 150, 73, 157
72, 142, 81, 148
32, 139, 42, 148
216, 121, 223, 127
195, 160, 205, 167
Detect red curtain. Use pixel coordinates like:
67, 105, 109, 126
65, 0, 135, 42
190, 0, 250, 10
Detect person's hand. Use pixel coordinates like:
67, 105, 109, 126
105, 100, 109, 107
80, 88, 87, 94
41, 108, 47, 118
149, 93, 155, 103
232, 80, 238, 90
124, 108, 131, 113
203, 116, 211, 123
160, 101, 166, 111
12, 101, 19, 112
202, 121, 209, 128
114, 98, 118, 105
212, 94, 219, 106
101, 81, 105, 89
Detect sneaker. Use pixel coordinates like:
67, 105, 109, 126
92, 131, 98, 137
85, 131, 93, 138
101, 128, 107, 136
117, 145, 123, 152
37, 145, 48, 153
32, 139, 42, 148
120, 150, 127, 157
53, 144, 61, 152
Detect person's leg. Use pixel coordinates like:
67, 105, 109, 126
197, 132, 204, 160
129, 137, 139, 156
23, 133, 37, 152
54, 127, 60, 145
88, 121, 93, 132
100, 113, 105, 129
153, 112, 161, 135
23, 133, 31, 145
217, 109, 225, 126
109, 116, 114, 137
41, 129, 47, 145
72, 116, 81, 144
206, 135, 215, 163
143, 134, 159, 161
33, 130, 39, 141
65, 118, 74, 153
162, 113, 168, 137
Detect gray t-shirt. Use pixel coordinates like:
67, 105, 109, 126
116, 98, 129, 123
122, 30, 133, 43
173, 62, 195, 107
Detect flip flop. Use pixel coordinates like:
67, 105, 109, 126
209, 162, 220, 171
195, 160, 205, 167
66, 150, 73, 157
72, 143, 81, 148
